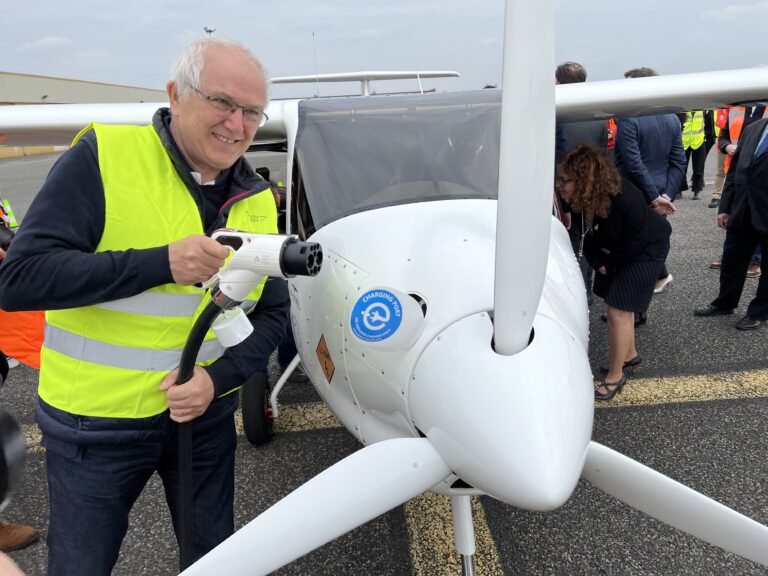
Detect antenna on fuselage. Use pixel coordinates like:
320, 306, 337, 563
312, 32, 320, 98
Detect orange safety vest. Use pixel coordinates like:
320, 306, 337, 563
724, 106, 768, 173
716, 108, 727, 129
0, 309, 44, 369
0, 198, 44, 369
607, 119, 617, 150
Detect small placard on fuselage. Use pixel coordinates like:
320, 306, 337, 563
316, 334, 335, 383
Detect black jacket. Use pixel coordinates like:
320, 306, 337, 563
720, 118, 768, 234
584, 179, 671, 274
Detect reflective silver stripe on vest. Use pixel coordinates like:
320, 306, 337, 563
44, 324, 224, 371
95, 292, 203, 317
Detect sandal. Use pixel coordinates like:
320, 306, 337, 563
594, 372, 628, 401
600, 355, 641, 374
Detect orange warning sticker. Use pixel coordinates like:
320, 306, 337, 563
316, 334, 335, 383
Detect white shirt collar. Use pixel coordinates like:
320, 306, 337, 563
191, 171, 217, 186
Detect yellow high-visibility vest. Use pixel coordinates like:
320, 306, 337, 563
39, 123, 277, 418
681, 111, 705, 150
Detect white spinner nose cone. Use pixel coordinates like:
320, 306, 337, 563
409, 312, 593, 510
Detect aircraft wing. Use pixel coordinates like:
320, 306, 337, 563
0, 100, 288, 147
556, 67, 768, 122
0, 102, 164, 147
0, 67, 766, 147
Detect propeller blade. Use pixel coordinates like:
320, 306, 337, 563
181, 438, 451, 576
583, 441, 768, 566
493, 0, 555, 355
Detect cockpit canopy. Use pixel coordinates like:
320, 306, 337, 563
294, 89, 502, 233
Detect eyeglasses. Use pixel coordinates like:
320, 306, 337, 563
555, 176, 574, 186
193, 88, 269, 127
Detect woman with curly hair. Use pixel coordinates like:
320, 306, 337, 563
557, 145, 671, 400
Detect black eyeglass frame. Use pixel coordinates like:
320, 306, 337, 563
193, 87, 269, 126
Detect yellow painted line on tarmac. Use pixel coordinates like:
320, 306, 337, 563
235, 401, 342, 436
406, 492, 504, 576
598, 368, 768, 409
273, 402, 342, 433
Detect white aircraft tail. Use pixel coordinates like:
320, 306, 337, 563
583, 441, 768, 566
181, 438, 451, 576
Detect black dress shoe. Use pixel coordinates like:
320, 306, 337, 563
693, 304, 734, 317
735, 315, 765, 330
600, 312, 647, 326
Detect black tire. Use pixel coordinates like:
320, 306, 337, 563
241, 372, 274, 446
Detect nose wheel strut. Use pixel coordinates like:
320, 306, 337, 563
451, 495, 477, 576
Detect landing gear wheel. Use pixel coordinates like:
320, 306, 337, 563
241, 372, 274, 446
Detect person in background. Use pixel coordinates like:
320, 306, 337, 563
708, 108, 728, 208
0, 196, 40, 556
709, 105, 766, 278
679, 110, 715, 200
0, 196, 22, 369
554, 61, 609, 306
557, 145, 671, 400
694, 115, 768, 330
0, 360, 39, 555
614, 67, 684, 295
0, 38, 289, 575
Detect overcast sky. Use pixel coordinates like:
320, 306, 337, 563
2, 0, 766, 99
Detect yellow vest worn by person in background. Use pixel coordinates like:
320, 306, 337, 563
681, 111, 705, 150
39, 123, 277, 418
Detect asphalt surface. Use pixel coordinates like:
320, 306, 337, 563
0, 150, 766, 576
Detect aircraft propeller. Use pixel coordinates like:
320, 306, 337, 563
583, 441, 768, 566
180, 439, 452, 575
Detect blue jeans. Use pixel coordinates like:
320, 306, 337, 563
41, 395, 237, 576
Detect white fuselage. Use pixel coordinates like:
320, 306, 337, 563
290, 199, 594, 510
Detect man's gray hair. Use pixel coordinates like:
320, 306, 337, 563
171, 38, 268, 99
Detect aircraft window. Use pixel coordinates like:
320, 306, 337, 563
295, 90, 502, 230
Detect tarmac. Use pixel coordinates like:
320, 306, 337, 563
0, 150, 766, 575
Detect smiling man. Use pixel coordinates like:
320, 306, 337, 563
0, 39, 289, 575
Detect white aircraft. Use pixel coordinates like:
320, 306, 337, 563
1, 1, 768, 574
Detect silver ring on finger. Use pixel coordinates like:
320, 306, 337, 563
180, 408, 186, 416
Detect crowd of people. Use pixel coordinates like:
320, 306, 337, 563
554, 62, 768, 402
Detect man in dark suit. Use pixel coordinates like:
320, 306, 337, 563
614, 68, 684, 295
694, 117, 768, 329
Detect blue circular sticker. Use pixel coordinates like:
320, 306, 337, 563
350, 289, 403, 342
